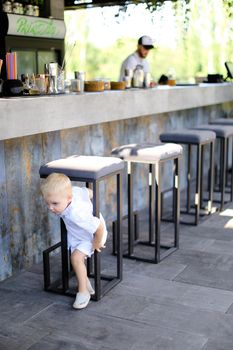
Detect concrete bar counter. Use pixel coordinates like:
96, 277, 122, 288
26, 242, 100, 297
1, 83, 233, 140
1, 83, 233, 280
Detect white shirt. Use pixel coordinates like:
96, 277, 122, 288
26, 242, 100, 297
119, 51, 150, 81
59, 186, 107, 257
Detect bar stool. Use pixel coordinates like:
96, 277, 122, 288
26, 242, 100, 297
160, 129, 216, 225
192, 124, 233, 210
209, 118, 233, 188
39, 155, 124, 301
209, 118, 233, 126
111, 142, 183, 263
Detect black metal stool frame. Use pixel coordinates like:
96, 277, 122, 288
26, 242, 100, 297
42, 169, 123, 301
124, 155, 181, 264
166, 139, 215, 225
213, 135, 233, 210
209, 119, 233, 190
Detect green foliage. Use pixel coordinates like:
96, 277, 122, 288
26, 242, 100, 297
64, 0, 233, 83
119, 0, 190, 13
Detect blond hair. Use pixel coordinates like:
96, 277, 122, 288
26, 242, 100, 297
40, 173, 72, 198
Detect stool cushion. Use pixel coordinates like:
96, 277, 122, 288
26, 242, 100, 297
209, 118, 233, 126
111, 143, 183, 163
39, 155, 124, 180
192, 124, 233, 138
160, 129, 216, 144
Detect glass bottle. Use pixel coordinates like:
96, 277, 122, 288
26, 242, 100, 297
167, 68, 176, 86
2, 1, 13, 13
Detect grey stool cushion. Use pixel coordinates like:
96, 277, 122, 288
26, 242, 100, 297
209, 118, 233, 126
192, 124, 233, 138
111, 143, 183, 163
160, 129, 216, 144
39, 155, 124, 180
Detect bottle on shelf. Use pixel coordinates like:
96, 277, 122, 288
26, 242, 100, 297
3, 0, 45, 17
2, 1, 13, 13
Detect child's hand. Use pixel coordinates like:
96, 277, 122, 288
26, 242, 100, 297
92, 238, 106, 252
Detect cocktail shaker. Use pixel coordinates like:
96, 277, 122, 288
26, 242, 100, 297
133, 65, 144, 88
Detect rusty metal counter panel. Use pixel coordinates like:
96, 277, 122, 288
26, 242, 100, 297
0, 100, 233, 280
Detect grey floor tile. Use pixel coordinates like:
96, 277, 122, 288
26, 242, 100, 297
201, 336, 233, 350
175, 264, 233, 291
225, 302, 233, 314
122, 259, 187, 280
201, 240, 233, 255
0, 271, 44, 292
109, 274, 233, 313
3, 200, 233, 349
199, 210, 233, 229
0, 291, 52, 325
27, 334, 103, 350
179, 235, 216, 251
168, 248, 233, 270
180, 225, 233, 241
88, 291, 150, 319
19, 303, 170, 350
135, 302, 233, 339
25, 302, 207, 350
27, 262, 44, 274
177, 285, 233, 312
0, 325, 50, 350
129, 331, 207, 350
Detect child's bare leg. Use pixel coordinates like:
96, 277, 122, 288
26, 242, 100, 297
71, 250, 88, 293
86, 276, 95, 295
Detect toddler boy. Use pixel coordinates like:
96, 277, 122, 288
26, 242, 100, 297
40, 172, 107, 309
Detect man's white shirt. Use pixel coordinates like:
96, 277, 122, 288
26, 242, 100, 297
119, 51, 150, 81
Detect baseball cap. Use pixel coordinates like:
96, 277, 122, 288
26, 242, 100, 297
138, 36, 154, 50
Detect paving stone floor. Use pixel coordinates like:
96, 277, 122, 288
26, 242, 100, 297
1, 202, 233, 350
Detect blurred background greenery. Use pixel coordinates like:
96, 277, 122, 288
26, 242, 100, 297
64, 0, 233, 83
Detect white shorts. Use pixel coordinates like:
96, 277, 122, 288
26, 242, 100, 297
70, 215, 108, 257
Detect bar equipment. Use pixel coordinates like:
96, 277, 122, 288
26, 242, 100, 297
2, 79, 23, 96
0, 59, 3, 95
110, 81, 126, 90
35, 74, 46, 94
167, 68, 176, 86
74, 71, 85, 93
133, 65, 144, 88
48, 63, 58, 94
123, 68, 133, 88
21, 73, 30, 94
144, 72, 151, 88
57, 68, 65, 93
71, 79, 81, 92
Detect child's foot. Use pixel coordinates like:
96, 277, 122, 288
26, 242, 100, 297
73, 292, 90, 309
87, 278, 95, 295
